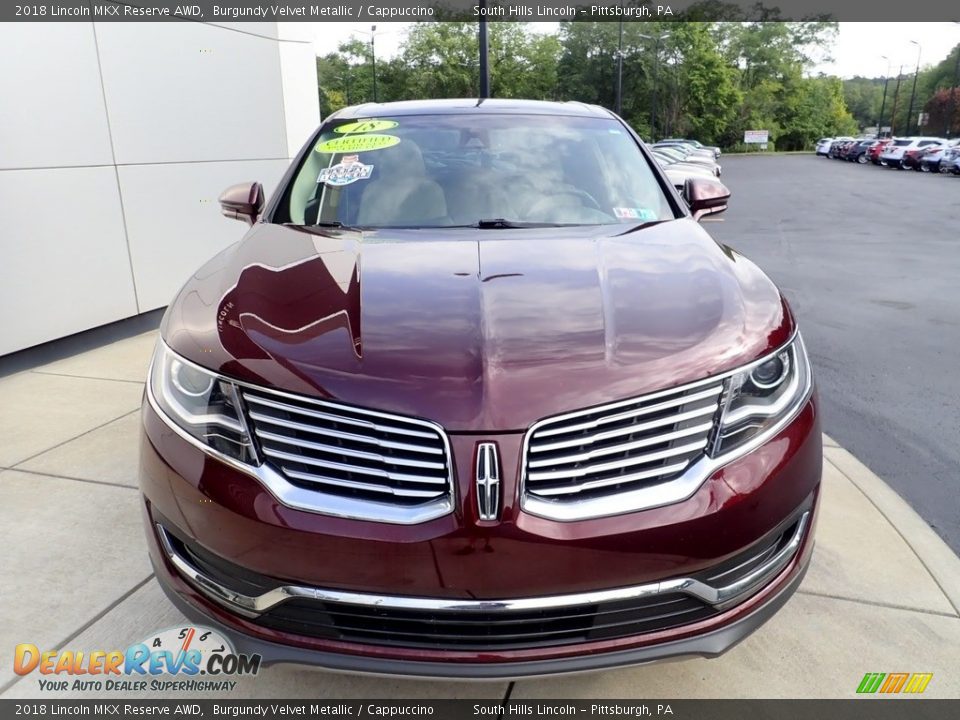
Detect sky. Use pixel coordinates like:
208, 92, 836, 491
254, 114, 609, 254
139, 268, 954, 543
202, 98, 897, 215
299, 22, 960, 80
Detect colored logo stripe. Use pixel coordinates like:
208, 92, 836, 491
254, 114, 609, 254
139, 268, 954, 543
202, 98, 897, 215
903, 673, 934, 694
857, 673, 885, 693
857, 672, 933, 694
880, 673, 909, 693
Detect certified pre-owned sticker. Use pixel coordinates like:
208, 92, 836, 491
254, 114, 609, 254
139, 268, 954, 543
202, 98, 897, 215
317, 156, 374, 186
334, 119, 399, 134
316, 134, 400, 154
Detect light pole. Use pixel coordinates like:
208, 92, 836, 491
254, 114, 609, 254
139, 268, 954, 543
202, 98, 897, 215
351, 25, 379, 102
637, 31, 670, 139
948, 24, 960, 137
891, 64, 904, 135
478, 0, 490, 98
877, 55, 891, 138
906, 40, 921, 134
615, 20, 624, 115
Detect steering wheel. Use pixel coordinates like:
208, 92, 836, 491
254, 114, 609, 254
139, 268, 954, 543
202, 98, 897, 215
527, 188, 604, 218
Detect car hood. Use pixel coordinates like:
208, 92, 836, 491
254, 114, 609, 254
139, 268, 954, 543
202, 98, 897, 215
163, 220, 793, 432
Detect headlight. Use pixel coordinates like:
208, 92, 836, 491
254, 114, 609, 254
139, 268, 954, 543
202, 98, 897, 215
709, 334, 812, 457
148, 342, 258, 465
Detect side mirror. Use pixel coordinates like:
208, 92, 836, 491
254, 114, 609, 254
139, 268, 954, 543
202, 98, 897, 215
219, 182, 264, 225
684, 177, 730, 221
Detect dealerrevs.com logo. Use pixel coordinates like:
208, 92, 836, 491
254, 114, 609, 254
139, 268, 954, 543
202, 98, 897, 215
14, 626, 261, 693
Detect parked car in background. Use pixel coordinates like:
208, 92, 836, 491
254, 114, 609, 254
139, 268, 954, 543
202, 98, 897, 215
903, 144, 941, 171
940, 147, 960, 174
653, 144, 722, 176
652, 149, 720, 191
867, 138, 893, 164
140, 98, 820, 678
815, 138, 834, 156
653, 140, 717, 160
920, 141, 960, 173
827, 137, 855, 158
660, 138, 722, 159
845, 140, 876, 164
880, 137, 946, 168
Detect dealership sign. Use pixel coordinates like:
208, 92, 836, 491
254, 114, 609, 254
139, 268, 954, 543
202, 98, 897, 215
743, 130, 769, 144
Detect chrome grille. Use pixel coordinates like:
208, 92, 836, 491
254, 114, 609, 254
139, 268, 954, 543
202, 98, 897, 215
523, 381, 723, 508
241, 389, 453, 508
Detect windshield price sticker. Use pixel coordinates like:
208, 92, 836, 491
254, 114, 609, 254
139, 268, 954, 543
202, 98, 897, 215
334, 119, 399, 135
316, 134, 400, 154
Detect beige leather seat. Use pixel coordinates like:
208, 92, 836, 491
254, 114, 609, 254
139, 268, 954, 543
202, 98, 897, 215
356, 142, 447, 227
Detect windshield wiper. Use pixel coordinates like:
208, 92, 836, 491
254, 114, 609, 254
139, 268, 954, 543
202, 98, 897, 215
615, 219, 671, 236
474, 218, 594, 229
284, 221, 364, 233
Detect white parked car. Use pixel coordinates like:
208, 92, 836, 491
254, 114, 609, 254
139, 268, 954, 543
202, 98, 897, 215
815, 138, 834, 156
879, 137, 948, 169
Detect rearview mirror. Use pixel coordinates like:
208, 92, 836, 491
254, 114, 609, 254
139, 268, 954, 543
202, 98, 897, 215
219, 182, 264, 225
684, 177, 730, 221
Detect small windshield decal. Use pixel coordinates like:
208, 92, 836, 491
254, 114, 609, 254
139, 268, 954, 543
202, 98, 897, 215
316, 134, 400, 154
334, 119, 399, 135
614, 207, 658, 221
317, 156, 374, 187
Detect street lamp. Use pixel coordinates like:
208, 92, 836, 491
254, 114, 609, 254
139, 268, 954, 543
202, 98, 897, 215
351, 25, 380, 102
948, 23, 960, 137
637, 31, 671, 139
906, 40, 921, 134
615, 20, 624, 115
890, 64, 905, 135
877, 55, 892, 138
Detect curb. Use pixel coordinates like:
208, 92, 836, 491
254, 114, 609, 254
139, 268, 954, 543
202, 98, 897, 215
823, 443, 960, 616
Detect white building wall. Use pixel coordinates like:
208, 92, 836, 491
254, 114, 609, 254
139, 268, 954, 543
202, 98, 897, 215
0, 21, 319, 356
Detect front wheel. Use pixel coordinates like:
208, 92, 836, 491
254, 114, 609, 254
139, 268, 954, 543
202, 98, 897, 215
920, 163, 930, 173
857, 153, 868, 164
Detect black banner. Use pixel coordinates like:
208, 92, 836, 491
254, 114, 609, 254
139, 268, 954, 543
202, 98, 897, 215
3, 0, 960, 23
2, 701, 960, 720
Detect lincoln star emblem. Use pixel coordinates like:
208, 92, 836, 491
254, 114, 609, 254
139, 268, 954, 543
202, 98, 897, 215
476, 443, 501, 521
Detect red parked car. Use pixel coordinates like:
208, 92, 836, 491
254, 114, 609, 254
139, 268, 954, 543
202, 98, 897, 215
867, 138, 893, 164
140, 99, 821, 677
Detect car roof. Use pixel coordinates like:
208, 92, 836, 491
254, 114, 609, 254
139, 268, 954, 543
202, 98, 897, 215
329, 98, 614, 120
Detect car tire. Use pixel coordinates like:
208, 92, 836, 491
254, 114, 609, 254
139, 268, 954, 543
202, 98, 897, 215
857, 154, 868, 164
880, 160, 888, 166
920, 164, 930, 172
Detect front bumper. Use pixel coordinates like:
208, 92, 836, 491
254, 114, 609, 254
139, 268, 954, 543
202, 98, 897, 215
153, 531, 813, 679
139, 389, 821, 676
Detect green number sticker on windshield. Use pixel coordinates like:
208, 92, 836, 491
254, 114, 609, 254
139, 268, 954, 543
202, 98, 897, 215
334, 119, 399, 134
316, 134, 400, 154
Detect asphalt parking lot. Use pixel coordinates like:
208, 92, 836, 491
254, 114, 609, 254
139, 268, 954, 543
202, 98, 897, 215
708, 155, 960, 554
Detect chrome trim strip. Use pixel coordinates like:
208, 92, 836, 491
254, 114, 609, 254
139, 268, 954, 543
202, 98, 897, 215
533, 384, 723, 440
528, 404, 719, 454
529, 460, 691, 497
253, 428, 447, 470
247, 412, 444, 455
157, 511, 808, 617
527, 439, 706, 483
520, 331, 813, 522
527, 422, 713, 468
146, 342, 456, 525
242, 392, 438, 441
260, 446, 448, 485
282, 468, 446, 499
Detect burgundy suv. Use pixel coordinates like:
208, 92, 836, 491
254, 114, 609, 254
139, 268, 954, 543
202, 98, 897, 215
140, 99, 821, 678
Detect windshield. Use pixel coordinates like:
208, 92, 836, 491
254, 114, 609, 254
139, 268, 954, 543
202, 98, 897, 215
279, 114, 676, 229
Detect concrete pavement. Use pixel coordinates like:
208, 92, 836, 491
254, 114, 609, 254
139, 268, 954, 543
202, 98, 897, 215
2, 330, 958, 699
